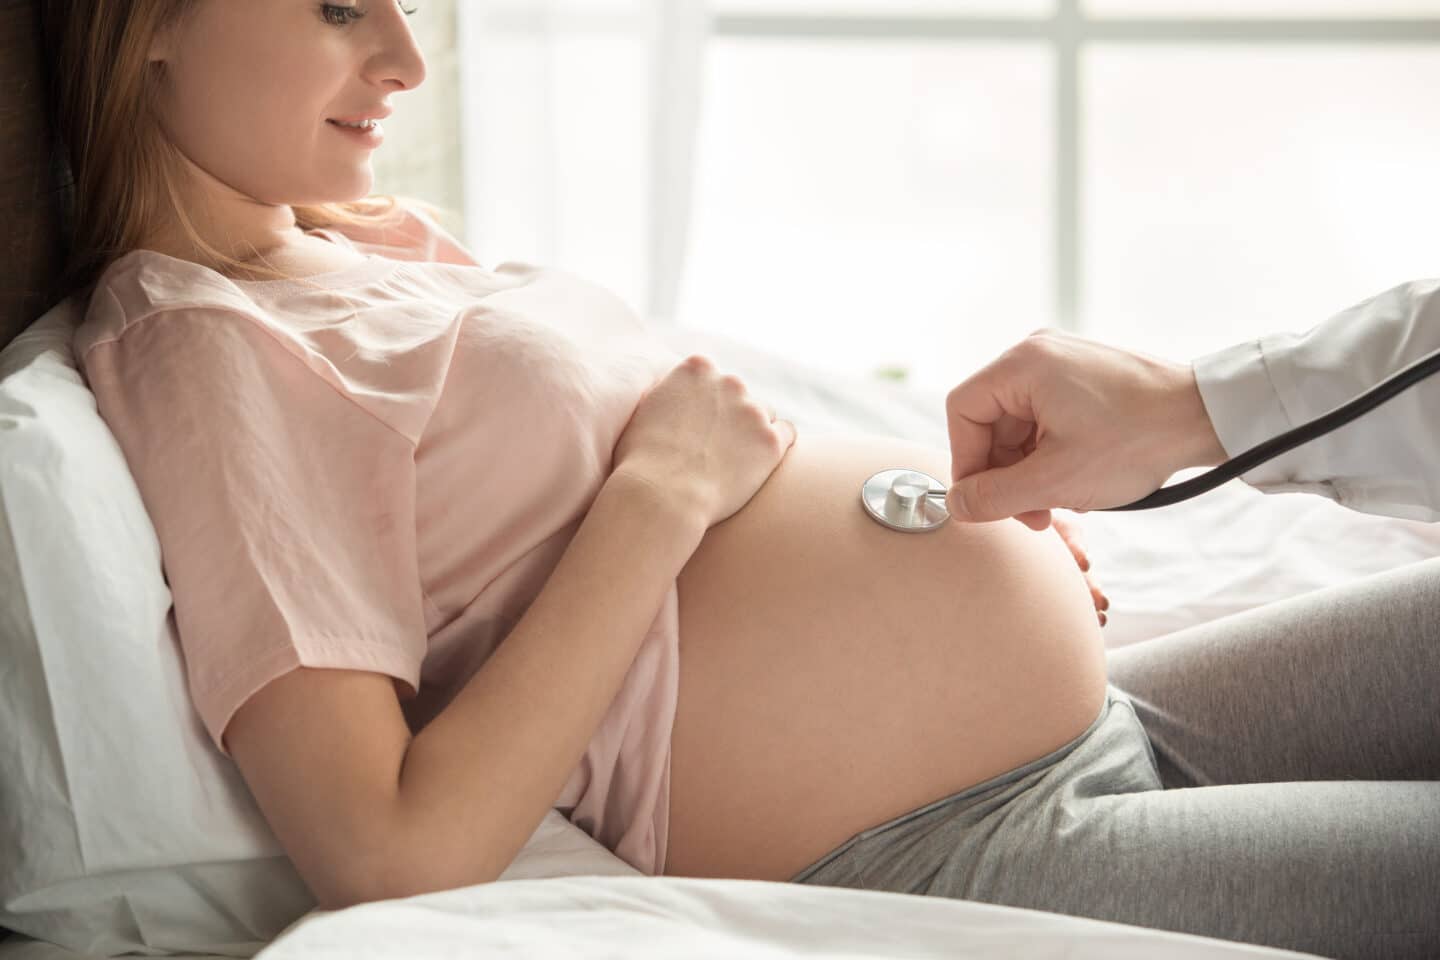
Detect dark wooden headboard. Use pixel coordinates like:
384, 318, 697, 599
0, 0, 70, 354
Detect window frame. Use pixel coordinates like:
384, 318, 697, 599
710, 1, 1440, 333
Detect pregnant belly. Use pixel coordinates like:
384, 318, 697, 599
662, 429, 1109, 882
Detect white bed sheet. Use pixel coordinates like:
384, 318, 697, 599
7, 323, 1428, 960
0, 884, 1325, 960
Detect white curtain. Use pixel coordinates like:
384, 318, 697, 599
456, 0, 712, 327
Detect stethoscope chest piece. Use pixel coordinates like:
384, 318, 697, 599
861, 468, 950, 533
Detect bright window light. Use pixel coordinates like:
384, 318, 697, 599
677, 40, 1053, 393
714, 0, 1055, 16
1086, 0, 1440, 17
1085, 47, 1440, 363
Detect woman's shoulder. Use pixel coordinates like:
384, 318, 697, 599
73, 250, 264, 363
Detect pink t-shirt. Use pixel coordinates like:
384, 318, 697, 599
71, 203, 686, 877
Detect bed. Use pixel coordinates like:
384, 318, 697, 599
4, 1, 1434, 957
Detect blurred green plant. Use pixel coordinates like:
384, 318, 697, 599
872, 365, 910, 383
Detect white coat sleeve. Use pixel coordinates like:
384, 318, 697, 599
1190, 278, 1440, 523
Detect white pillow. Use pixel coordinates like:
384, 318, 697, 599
0, 298, 637, 958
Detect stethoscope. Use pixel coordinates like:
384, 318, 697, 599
862, 345, 1440, 532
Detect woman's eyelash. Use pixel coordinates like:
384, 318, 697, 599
320, 5, 361, 26
321, 2, 419, 26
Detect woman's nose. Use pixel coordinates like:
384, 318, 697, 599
371, 10, 428, 92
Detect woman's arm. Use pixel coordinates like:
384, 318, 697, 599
379, 469, 706, 900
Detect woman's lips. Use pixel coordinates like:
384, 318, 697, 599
327, 118, 384, 148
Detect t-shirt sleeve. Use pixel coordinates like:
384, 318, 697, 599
78, 303, 428, 758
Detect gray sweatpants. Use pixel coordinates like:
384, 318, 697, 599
788, 556, 1440, 960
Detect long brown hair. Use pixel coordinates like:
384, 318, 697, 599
43, 0, 454, 306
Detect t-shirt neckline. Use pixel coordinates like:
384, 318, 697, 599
123, 228, 405, 292
226, 228, 403, 291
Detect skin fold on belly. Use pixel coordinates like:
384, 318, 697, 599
662, 430, 1110, 882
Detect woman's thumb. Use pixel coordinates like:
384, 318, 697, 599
777, 418, 798, 448
947, 457, 1050, 523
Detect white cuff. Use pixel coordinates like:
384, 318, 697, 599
1189, 335, 1346, 504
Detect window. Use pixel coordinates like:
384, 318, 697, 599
677, 1, 1440, 392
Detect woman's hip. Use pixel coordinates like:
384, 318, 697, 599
788, 683, 1161, 888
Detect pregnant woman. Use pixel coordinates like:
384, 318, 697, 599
624, 364, 1118, 886
53, 2, 1436, 959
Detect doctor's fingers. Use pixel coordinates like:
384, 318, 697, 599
993, 414, 1036, 450
985, 418, 1039, 469
950, 414, 1036, 482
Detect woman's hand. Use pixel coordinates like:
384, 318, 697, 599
612, 354, 799, 530
1051, 511, 1109, 627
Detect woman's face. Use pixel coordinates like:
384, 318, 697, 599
146, 0, 427, 247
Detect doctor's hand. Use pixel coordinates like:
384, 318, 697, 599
944, 329, 1228, 532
